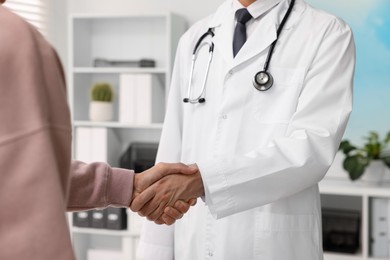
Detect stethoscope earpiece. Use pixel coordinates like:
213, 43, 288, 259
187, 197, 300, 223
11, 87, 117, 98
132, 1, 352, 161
253, 71, 273, 91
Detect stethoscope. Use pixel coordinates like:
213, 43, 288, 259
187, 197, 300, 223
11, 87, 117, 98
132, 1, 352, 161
183, 0, 295, 104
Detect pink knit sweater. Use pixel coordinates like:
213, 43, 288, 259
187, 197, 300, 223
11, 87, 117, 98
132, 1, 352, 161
0, 6, 134, 260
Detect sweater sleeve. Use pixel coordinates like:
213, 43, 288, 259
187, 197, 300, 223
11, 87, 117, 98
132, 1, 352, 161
67, 161, 135, 211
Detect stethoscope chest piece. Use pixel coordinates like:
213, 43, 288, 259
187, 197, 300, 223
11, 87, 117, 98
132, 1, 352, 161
253, 71, 273, 91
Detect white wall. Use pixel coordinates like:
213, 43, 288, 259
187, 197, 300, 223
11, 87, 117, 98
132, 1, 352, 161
45, 0, 68, 74
47, 0, 225, 73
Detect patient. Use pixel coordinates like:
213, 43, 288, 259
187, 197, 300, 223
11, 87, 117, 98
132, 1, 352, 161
0, 3, 194, 260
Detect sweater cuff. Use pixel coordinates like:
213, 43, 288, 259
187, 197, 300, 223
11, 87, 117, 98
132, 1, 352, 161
106, 167, 134, 207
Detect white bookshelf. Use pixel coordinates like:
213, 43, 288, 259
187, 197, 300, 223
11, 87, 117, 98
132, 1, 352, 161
320, 178, 390, 260
68, 12, 187, 260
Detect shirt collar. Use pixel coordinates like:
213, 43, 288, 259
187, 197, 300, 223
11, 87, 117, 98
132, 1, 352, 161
232, 0, 283, 20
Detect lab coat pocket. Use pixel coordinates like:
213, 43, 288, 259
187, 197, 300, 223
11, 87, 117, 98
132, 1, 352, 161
252, 67, 305, 124
254, 212, 321, 260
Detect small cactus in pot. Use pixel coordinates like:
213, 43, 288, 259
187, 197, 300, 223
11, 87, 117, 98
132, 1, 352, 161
89, 82, 114, 121
91, 82, 113, 102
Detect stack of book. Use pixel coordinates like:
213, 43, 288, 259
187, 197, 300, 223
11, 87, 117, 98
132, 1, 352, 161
119, 73, 164, 125
75, 127, 120, 166
370, 198, 390, 257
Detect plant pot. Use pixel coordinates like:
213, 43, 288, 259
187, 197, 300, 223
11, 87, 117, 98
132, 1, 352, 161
89, 101, 113, 121
359, 160, 386, 185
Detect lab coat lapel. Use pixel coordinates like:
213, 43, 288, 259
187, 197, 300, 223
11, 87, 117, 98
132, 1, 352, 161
209, 0, 305, 69
208, 1, 235, 63
231, 0, 305, 68
232, 8, 278, 68
209, 3, 278, 67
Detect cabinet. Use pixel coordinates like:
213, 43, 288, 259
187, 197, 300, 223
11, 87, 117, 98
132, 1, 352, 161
68, 13, 187, 260
320, 178, 390, 260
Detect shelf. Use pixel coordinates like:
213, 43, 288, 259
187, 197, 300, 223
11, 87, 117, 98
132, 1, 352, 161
73, 120, 163, 129
324, 252, 363, 260
73, 67, 168, 74
319, 178, 390, 197
72, 227, 139, 238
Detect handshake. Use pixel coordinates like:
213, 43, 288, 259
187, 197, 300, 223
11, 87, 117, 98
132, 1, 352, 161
129, 163, 204, 225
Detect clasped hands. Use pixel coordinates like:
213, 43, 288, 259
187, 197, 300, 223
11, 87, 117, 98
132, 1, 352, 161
130, 162, 204, 225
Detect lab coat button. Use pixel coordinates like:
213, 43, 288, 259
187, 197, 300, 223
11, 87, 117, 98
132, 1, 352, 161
208, 251, 213, 257
221, 114, 227, 119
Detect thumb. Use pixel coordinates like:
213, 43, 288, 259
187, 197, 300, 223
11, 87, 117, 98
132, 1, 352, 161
141, 162, 197, 187
156, 162, 198, 178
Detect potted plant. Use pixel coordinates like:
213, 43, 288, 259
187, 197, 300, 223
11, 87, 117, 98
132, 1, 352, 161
89, 82, 114, 121
339, 131, 390, 182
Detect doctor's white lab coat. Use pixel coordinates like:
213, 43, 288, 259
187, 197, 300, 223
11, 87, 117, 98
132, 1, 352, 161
138, 0, 355, 259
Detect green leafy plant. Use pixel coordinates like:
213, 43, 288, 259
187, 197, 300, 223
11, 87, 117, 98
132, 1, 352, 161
90, 82, 113, 102
339, 131, 390, 181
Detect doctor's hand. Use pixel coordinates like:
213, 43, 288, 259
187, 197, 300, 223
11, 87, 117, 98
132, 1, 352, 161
130, 164, 204, 223
130, 162, 198, 224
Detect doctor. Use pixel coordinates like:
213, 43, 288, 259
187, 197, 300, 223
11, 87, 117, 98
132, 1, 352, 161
133, 0, 355, 259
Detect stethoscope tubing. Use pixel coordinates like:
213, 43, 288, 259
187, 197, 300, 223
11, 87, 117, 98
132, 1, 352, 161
263, 0, 295, 72
184, 0, 296, 103
183, 30, 215, 104
184, 42, 214, 104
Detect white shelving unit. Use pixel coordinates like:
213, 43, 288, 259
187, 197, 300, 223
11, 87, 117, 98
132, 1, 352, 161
68, 13, 187, 260
320, 178, 390, 260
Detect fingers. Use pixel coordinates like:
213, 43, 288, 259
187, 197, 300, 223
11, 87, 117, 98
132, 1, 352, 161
142, 163, 197, 187
158, 201, 190, 225
188, 198, 197, 206
155, 162, 198, 177
147, 198, 198, 225
145, 200, 169, 221
163, 198, 197, 218
132, 162, 198, 211
135, 185, 175, 221
154, 217, 166, 225
164, 205, 184, 220
173, 200, 191, 214
131, 168, 202, 224
160, 214, 177, 225
130, 184, 156, 212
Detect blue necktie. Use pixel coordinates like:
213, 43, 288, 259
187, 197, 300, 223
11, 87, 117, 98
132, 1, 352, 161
233, 8, 253, 57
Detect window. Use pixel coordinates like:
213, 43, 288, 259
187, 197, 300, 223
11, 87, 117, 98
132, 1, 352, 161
3, 0, 47, 35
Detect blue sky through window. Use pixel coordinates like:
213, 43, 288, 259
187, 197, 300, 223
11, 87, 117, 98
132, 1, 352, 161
306, 0, 390, 144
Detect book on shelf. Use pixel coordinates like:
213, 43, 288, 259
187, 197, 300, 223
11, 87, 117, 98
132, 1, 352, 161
87, 249, 124, 260
75, 127, 121, 166
370, 198, 390, 257
119, 73, 164, 125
